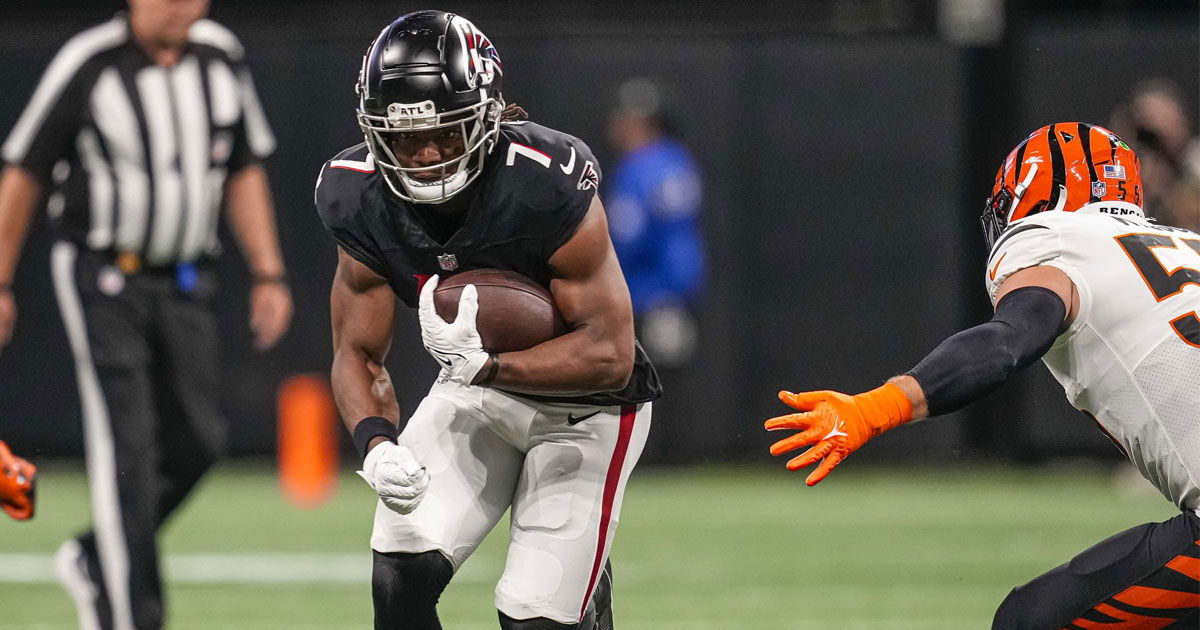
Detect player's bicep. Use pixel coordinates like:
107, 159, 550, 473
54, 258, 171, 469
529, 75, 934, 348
994, 265, 1078, 328
331, 247, 395, 363
548, 195, 634, 340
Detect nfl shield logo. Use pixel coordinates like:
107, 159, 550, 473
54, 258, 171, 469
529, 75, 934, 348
437, 253, 458, 271
1092, 180, 1107, 198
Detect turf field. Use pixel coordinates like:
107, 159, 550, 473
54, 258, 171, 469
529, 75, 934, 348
0, 460, 1175, 629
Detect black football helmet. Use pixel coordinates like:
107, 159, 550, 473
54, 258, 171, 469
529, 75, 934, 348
356, 10, 504, 204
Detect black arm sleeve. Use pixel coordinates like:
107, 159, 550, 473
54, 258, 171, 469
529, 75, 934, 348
906, 286, 1067, 417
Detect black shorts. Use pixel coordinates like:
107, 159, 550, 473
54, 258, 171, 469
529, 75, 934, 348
993, 510, 1200, 629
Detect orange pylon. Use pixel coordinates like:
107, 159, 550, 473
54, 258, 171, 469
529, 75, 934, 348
277, 374, 339, 507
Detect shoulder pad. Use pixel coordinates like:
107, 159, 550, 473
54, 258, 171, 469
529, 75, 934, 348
985, 215, 1066, 302
188, 19, 245, 61
315, 144, 376, 228
497, 122, 602, 195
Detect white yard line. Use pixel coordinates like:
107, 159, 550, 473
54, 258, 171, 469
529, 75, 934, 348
0, 552, 493, 585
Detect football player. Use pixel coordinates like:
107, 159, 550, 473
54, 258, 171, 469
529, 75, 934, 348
767, 123, 1199, 628
0, 440, 36, 521
314, 11, 660, 630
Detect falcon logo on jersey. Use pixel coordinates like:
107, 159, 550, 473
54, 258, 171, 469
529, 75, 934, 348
437, 253, 459, 271
1092, 181, 1107, 198
577, 161, 598, 191
1103, 164, 1126, 180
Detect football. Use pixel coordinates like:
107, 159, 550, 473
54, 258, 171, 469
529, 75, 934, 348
433, 269, 567, 353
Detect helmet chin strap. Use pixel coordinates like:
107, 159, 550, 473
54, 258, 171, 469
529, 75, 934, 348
401, 169, 469, 204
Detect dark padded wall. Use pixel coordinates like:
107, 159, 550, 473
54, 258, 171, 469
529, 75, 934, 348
0, 4, 1195, 464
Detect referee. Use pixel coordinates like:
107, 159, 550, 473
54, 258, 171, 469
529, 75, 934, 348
0, 2, 292, 629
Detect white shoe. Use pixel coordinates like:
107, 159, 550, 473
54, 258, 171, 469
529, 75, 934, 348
53, 539, 103, 630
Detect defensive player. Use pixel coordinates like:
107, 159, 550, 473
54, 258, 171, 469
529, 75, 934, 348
0, 440, 35, 521
767, 123, 1199, 628
314, 11, 660, 630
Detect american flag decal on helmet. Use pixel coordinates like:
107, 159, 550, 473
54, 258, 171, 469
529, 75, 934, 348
577, 160, 599, 191
1103, 164, 1126, 180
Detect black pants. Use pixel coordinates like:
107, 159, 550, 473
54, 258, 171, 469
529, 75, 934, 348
994, 510, 1200, 629
52, 242, 225, 630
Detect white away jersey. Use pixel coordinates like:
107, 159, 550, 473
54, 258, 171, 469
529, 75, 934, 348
986, 209, 1200, 514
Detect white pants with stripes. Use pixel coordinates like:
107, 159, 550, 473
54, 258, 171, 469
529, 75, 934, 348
371, 376, 651, 624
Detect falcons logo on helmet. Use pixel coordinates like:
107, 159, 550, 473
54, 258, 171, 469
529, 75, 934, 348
451, 16, 501, 89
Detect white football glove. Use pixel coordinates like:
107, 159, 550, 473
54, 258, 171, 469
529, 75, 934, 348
417, 275, 489, 385
356, 441, 429, 515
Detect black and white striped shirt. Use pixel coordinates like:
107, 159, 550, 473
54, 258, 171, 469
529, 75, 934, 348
1, 14, 275, 266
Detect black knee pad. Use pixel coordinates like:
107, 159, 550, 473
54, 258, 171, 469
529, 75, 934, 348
372, 550, 454, 630
496, 558, 616, 630
498, 612, 593, 630
990, 588, 1025, 630
592, 560, 613, 630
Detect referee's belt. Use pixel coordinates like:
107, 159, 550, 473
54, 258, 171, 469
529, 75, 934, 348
97, 250, 195, 276
92, 250, 205, 295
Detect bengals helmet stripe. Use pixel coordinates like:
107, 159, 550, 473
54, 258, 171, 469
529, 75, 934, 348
1046, 123, 1066, 212
981, 122, 1143, 251
1076, 122, 1099, 203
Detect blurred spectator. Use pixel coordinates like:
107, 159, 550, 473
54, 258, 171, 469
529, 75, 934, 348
606, 77, 705, 368
1110, 78, 1200, 230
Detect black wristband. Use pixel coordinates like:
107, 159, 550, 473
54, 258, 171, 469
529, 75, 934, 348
353, 416, 397, 460
0, 284, 10, 294
476, 353, 500, 386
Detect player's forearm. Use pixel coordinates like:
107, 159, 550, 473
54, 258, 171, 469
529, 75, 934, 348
224, 165, 286, 280
331, 349, 400, 433
0, 167, 41, 285
905, 286, 1065, 417
483, 326, 633, 395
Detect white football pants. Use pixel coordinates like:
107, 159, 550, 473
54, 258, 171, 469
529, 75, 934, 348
370, 376, 651, 624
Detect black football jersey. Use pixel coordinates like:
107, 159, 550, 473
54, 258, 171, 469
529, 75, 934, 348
316, 121, 661, 405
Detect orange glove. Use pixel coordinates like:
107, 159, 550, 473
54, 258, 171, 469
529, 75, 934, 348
0, 440, 36, 521
765, 383, 913, 486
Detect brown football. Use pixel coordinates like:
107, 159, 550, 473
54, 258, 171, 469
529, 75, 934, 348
433, 269, 567, 353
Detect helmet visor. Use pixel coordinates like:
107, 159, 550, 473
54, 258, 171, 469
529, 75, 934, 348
980, 188, 1012, 252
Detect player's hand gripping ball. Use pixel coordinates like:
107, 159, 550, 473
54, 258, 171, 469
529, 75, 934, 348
356, 441, 428, 515
418, 275, 491, 385
432, 269, 566, 353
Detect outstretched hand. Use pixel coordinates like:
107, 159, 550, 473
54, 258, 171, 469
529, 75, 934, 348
765, 384, 913, 486
0, 440, 36, 521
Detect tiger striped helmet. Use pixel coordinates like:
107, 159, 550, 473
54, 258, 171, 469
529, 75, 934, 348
981, 122, 1143, 249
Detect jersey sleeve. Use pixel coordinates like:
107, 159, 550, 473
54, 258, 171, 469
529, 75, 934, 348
314, 162, 388, 278
543, 133, 602, 258
189, 19, 275, 174
1, 42, 92, 181
984, 216, 1067, 304
224, 62, 276, 173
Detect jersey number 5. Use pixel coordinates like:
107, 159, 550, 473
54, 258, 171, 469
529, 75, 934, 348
1115, 233, 1200, 347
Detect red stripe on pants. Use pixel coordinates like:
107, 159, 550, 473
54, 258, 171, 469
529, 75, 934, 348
579, 404, 636, 620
